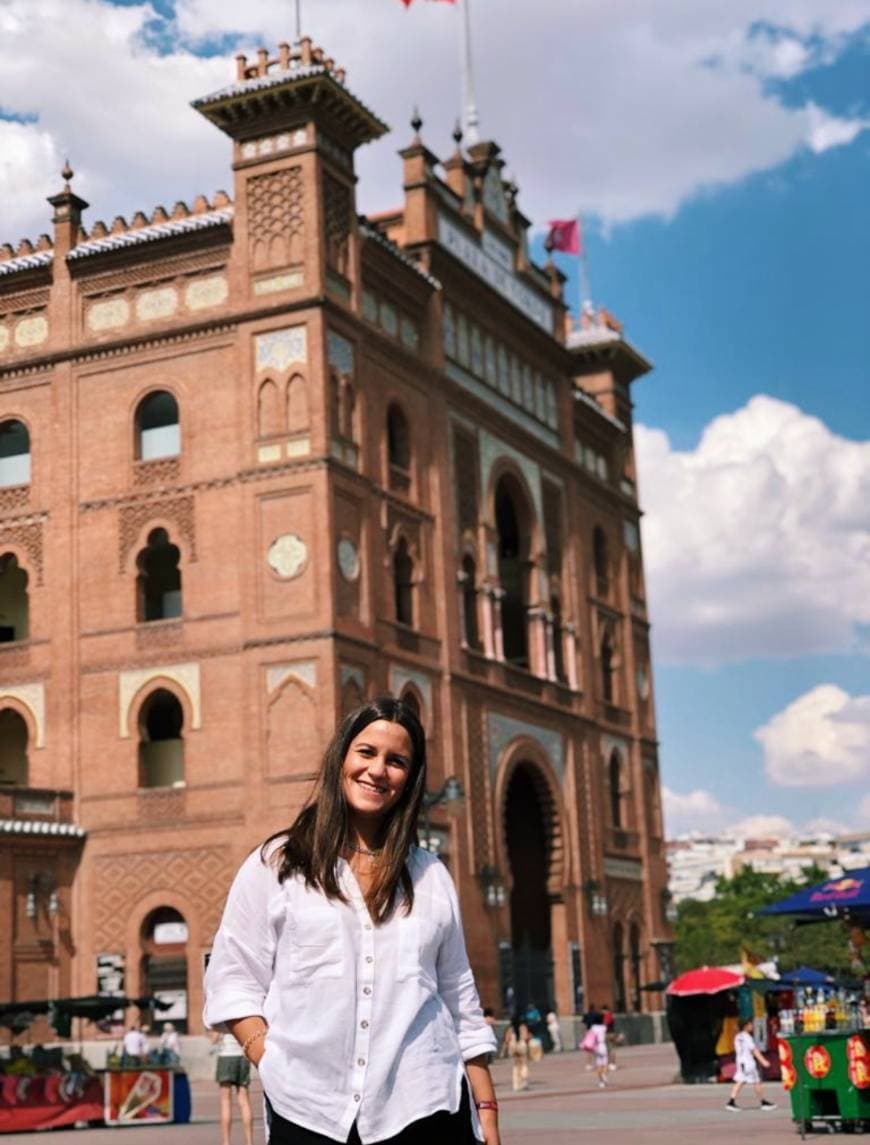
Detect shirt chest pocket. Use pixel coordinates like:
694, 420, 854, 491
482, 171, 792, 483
396, 913, 440, 982
287, 906, 345, 980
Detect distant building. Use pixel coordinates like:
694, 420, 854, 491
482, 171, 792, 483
0, 35, 671, 1036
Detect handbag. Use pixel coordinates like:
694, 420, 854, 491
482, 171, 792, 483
581, 1029, 597, 1053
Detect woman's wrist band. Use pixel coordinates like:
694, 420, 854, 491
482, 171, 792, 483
241, 1028, 266, 1057
475, 1100, 498, 1112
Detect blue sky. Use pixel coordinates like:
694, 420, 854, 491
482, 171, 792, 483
2, 0, 868, 838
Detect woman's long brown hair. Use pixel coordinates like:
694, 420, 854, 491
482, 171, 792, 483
261, 697, 427, 923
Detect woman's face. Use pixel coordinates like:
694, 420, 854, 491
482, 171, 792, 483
341, 719, 414, 826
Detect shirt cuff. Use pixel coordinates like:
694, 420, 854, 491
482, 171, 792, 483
460, 1038, 499, 1062
203, 993, 266, 1032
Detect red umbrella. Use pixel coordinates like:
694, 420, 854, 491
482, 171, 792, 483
666, 966, 744, 997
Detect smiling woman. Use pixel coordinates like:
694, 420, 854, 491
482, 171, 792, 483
203, 697, 500, 1145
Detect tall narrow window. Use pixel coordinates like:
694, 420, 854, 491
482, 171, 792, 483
551, 593, 566, 683
460, 554, 479, 649
609, 751, 623, 828
393, 538, 414, 627
612, 922, 626, 1013
593, 526, 609, 598
137, 529, 182, 622
135, 392, 180, 460
0, 708, 28, 786
629, 923, 642, 1012
387, 404, 410, 471
601, 630, 615, 703
257, 379, 282, 438
0, 554, 28, 643
400, 687, 422, 722
0, 420, 30, 487
138, 689, 185, 788
496, 479, 528, 667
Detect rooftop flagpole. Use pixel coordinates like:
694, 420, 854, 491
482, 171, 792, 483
578, 213, 593, 316
294, 0, 302, 42
461, 0, 481, 145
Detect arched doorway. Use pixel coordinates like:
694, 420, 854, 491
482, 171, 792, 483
141, 906, 189, 1033
0, 708, 28, 785
504, 763, 554, 1013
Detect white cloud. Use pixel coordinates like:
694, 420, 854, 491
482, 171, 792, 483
856, 795, 870, 827
1, 0, 869, 242
727, 813, 796, 838
755, 685, 870, 787
662, 785, 725, 834
636, 396, 870, 664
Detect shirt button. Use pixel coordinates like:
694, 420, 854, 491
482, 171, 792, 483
364, 923, 372, 930
354, 1094, 361, 1103
358, 1058, 366, 1067
366, 956, 373, 963
360, 1020, 369, 1029
363, 986, 372, 995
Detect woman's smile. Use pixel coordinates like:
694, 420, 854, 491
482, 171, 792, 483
341, 719, 412, 825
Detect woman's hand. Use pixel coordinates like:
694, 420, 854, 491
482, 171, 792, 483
226, 1016, 268, 1067
477, 1108, 501, 1145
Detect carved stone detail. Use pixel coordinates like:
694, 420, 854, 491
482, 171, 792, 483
91, 847, 232, 948
248, 166, 304, 270
0, 520, 44, 583
119, 495, 196, 572
323, 173, 352, 277
0, 486, 29, 515
133, 458, 181, 487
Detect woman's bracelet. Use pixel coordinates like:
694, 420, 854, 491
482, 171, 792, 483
241, 1028, 266, 1058
475, 1099, 498, 1112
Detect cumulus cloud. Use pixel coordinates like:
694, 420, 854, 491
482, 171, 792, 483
636, 395, 870, 664
726, 814, 796, 838
755, 685, 870, 787
662, 785, 725, 834
1, 0, 869, 241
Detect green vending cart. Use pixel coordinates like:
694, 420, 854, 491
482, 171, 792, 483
779, 1030, 870, 1136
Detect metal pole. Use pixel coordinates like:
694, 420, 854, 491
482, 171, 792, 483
295, 0, 302, 42
461, 0, 480, 145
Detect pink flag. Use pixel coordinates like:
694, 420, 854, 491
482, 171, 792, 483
547, 219, 582, 255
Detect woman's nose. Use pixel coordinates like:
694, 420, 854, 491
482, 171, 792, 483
366, 754, 387, 777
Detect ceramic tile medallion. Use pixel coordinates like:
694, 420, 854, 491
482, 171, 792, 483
268, 533, 308, 579
337, 537, 360, 582
255, 326, 307, 373
186, 274, 229, 311
14, 314, 49, 347
87, 298, 129, 333
0, 325, 8, 352
136, 286, 178, 322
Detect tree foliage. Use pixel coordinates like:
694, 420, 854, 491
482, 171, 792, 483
675, 866, 855, 976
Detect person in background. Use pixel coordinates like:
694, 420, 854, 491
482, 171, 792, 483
601, 1004, 618, 1070
203, 697, 499, 1145
582, 1002, 599, 1030
121, 1023, 148, 1067
546, 1010, 562, 1053
502, 1019, 532, 1092
158, 1022, 181, 1065
726, 1018, 777, 1113
590, 1019, 609, 1089
211, 1030, 254, 1145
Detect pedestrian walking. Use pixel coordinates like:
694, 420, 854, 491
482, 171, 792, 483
602, 1004, 619, 1070
589, 1021, 610, 1088
546, 1010, 562, 1052
725, 1018, 778, 1113
502, 1019, 532, 1092
203, 697, 500, 1145
212, 1031, 254, 1145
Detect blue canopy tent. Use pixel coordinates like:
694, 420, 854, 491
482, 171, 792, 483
778, 966, 835, 987
759, 867, 870, 925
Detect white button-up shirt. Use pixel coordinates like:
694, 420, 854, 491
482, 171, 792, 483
204, 844, 496, 1143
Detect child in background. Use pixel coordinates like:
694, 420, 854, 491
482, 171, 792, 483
726, 1018, 777, 1112
591, 1020, 609, 1088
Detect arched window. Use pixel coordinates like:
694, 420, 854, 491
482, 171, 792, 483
141, 906, 189, 1033
399, 687, 421, 722
136, 528, 182, 622
495, 479, 528, 667
612, 921, 627, 1013
135, 391, 180, 460
387, 404, 411, 472
0, 420, 30, 487
286, 373, 309, 435
609, 751, 623, 828
138, 689, 185, 788
0, 708, 28, 786
257, 379, 282, 438
551, 593, 566, 683
629, 922, 642, 1012
601, 629, 615, 703
0, 554, 28, 643
393, 538, 414, 627
460, 554, 479, 649
593, 526, 609, 598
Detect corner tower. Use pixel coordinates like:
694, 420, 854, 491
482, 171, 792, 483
192, 37, 387, 304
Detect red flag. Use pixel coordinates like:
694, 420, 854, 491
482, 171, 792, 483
547, 218, 581, 255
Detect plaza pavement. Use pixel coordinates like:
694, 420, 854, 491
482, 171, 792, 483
3, 1044, 798, 1143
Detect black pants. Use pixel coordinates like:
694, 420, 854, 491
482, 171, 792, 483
266, 1079, 477, 1144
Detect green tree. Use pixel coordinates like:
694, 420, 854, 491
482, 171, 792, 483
674, 866, 856, 976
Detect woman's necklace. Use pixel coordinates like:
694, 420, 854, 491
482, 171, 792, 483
346, 841, 382, 858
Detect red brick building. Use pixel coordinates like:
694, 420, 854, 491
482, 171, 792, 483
0, 37, 672, 1037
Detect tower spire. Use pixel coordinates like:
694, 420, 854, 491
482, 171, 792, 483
461, 0, 480, 145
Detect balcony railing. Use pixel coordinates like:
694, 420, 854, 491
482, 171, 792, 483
0, 787, 74, 823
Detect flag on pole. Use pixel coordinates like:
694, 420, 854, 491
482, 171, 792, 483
400, 0, 456, 6
547, 218, 582, 255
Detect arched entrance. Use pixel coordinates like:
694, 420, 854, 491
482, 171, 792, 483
504, 763, 554, 1013
141, 906, 189, 1033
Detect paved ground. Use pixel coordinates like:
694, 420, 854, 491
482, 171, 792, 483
3, 1044, 800, 1142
